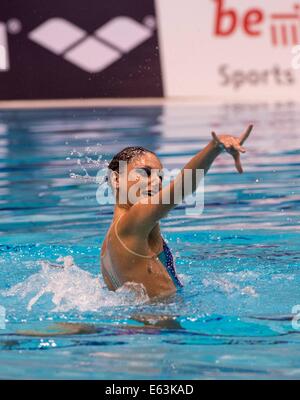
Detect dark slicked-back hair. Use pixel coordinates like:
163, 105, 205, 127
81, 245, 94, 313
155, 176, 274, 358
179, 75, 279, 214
107, 146, 156, 174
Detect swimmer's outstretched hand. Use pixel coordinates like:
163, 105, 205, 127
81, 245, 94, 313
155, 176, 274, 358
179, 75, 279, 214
211, 124, 253, 173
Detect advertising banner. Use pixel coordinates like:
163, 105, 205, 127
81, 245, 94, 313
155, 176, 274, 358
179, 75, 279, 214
156, 0, 300, 101
0, 0, 163, 100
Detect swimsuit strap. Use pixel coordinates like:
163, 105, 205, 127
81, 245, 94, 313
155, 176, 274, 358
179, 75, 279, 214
114, 213, 157, 259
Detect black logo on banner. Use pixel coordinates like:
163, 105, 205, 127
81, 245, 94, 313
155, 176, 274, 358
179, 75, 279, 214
0, 0, 163, 100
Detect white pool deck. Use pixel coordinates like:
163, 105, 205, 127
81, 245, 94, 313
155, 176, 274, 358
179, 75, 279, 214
0, 97, 289, 110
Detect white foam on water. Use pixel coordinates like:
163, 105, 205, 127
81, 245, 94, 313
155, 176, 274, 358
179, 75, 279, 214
3, 256, 149, 312
202, 272, 258, 297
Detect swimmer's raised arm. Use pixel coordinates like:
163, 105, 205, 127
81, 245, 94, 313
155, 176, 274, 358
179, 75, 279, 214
122, 125, 253, 234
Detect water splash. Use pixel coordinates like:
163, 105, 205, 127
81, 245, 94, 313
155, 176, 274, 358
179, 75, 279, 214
67, 145, 109, 185
2, 256, 149, 312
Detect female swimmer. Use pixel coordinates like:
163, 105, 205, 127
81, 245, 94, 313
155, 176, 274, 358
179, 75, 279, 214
101, 125, 253, 299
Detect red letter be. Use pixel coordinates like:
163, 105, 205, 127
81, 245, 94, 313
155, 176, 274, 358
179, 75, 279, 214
214, 0, 237, 36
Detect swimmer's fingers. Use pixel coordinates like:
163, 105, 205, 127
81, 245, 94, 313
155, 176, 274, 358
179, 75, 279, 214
211, 131, 225, 150
239, 124, 253, 145
211, 131, 221, 144
212, 127, 250, 173
230, 141, 246, 154
227, 141, 245, 173
215, 134, 246, 154
231, 150, 243, 174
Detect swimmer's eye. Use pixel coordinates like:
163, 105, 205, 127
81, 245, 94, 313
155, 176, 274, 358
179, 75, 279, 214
135, 167, 152, 178
158, 171, 164, 182
136, 167, 163, 181
142, 167, 152, 177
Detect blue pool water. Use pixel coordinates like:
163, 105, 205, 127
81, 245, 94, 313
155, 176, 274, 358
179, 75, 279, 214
0, 103, 299, 379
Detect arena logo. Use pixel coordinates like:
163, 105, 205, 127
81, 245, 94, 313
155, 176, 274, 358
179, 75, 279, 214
0, 45, 7, 70
214, 0, 300, 47
0, 19, 22, 71
0, 16, 155, 73
0, 22, 9, 71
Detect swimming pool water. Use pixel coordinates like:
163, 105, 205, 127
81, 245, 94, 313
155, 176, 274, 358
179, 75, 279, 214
0, 103, 300, 379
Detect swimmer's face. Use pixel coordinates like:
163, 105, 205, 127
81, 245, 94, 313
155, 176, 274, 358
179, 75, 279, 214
118, 152, 163, 205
